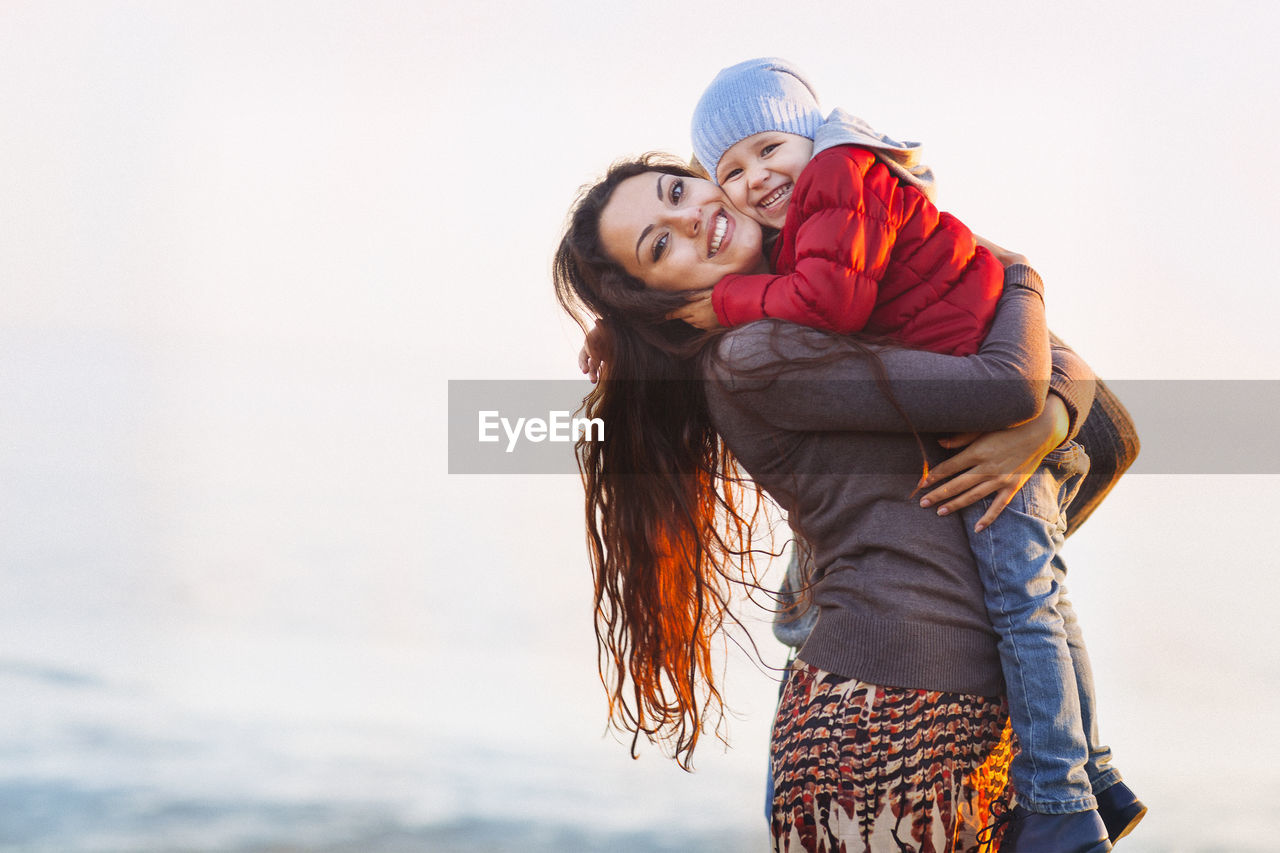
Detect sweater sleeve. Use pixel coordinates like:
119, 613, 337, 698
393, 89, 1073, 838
709, 265, 1051, 434
1048, 342, 1096, 442
710, 147, 899, 334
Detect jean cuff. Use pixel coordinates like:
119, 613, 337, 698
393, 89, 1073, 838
1090, 769, 1124, 795
1017, 792, 1099, 814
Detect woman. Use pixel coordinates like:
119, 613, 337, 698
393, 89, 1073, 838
554, 154, 1103, 852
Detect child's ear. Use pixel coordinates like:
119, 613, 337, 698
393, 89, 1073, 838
687, 154, 710, 180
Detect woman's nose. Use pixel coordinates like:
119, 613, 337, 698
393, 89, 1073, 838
672, 205, 701, 235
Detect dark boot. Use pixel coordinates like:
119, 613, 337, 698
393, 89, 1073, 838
1095, 781, 1147, 843
998, 805, 1112, 853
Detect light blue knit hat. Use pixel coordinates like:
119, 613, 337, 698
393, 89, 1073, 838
691, 57, 823, 183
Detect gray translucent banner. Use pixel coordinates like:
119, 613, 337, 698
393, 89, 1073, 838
448, 379, 1280, 475
448, 380, 596, 475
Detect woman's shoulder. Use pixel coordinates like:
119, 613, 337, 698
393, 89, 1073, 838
705, 322, 860, 385
711, 321, 817, 364
711, 321, 779, 359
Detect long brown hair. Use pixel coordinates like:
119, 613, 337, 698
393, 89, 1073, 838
553, 154, 766, 768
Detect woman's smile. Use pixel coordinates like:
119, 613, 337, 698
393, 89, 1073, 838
708, 208, 731, 257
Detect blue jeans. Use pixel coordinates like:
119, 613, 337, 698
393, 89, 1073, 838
962, 441, 1121, 814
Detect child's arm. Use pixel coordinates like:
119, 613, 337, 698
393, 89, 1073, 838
709, 146, 905, 334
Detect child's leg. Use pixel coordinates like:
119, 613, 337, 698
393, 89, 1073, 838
1050, 551, 1123, 795
961, 441, 1094, 814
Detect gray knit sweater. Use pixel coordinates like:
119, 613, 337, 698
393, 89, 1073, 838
704, 266, 1091, 696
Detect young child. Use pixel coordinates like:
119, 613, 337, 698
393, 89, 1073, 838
686, 58, 1144, 852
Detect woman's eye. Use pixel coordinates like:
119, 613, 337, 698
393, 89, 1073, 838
651, 233, 668, 262
669, 179, 684, 204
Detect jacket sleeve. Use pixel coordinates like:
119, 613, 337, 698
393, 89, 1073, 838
710, 147, 900, 334
708, 265, 1051, 434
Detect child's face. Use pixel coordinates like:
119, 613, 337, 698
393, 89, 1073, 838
714, 131, 814, 231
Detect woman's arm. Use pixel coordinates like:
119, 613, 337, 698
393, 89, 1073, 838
710, 265, 1051, 434
915, 344, 1097, 521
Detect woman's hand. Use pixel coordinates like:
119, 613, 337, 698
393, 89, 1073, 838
916, 394, 1070, 531
578, 320, 614, 384
972, 233, 1030, 269
667, 289, 721, 331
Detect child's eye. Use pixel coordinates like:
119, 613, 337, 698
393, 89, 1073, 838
651, 233, 668, 262
669, 179, 684, 204
761, 143, 779, 157
721, 168, 742, 182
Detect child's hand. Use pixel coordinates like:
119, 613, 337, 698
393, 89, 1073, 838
579, 320, 614, 384
667, 289, 721, 331
972, 233, 1030, 269
914, 395, 1070, 531
578, 344, 601, 383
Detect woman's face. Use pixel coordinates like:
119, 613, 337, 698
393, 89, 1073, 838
599, 171, 769, 292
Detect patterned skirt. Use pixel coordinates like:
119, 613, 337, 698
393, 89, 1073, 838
770, 661, 1014, 853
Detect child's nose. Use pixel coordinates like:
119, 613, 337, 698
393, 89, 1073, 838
748, 166, 769, 188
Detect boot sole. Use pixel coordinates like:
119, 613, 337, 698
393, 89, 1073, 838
1112, 805, 1148, 843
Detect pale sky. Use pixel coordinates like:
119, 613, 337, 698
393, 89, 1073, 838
7, 2, 1278, 377
3, 1, 1279, 847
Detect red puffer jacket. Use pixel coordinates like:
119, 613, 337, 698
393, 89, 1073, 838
711, 145, 1003, 356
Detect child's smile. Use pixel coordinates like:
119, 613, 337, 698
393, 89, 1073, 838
758, 183, 793, 215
